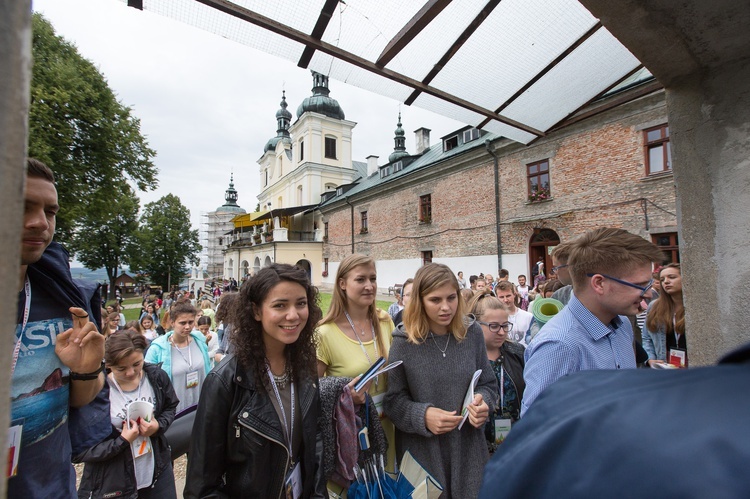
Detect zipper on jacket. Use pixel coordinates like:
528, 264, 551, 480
236, 418, 291, 499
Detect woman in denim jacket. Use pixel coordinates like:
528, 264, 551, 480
643, 264, 686, 367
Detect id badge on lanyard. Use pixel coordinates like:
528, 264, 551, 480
7, 419, 23, 478
493, 418, 512, 445
186, 370, 200, 388
284, 462, 302, 499
8, 278, 32, 478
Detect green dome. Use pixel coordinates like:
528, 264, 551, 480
296, 71, 345, 120
216, 174, 246, 213
265, 90, 292, 153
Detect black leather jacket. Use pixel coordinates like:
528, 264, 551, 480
499, 341, 526, 421
184, 355, 326, 498
76, 363, 179, 499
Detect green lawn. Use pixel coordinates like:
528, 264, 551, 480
117, 292, 392, 323
121, 297, 143, 322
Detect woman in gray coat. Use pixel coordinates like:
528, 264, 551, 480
384, 263, 498, 499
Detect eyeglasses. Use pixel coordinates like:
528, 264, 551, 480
552, 264, 568, 273
477, 321, 513, 333
586, 273, 654, 298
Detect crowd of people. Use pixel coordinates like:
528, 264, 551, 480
18, 158, 737, 499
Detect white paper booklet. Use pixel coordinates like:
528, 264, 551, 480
354, 359, 403, 392
458, 369, 482, 430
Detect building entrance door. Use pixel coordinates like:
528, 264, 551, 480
529, 229, 560, 288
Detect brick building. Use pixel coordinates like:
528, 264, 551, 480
319, 79, 677, 288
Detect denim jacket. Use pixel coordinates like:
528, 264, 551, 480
642, 301, 667, 361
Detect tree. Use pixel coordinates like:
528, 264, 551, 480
28, 13, 157, 245
71, 182, 140, 300
131, 194, 201, 290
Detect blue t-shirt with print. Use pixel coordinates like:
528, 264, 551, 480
9, 281, 76, 498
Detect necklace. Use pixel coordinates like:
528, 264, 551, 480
269, 359, 291, 389
429, 332, 450, 358
344, 311, 368, 337
272, 369, 290, 389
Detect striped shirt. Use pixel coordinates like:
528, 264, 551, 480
520, 293, 636, 417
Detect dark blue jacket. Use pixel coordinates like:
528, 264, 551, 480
480, 343, 750, 498
28, 242, 110, 457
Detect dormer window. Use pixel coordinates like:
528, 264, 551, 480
380, 166, 390, 179
443, 135, 459, 151
336, 187, 343, 196
463, 128, 480, 143
393, 161, 403, 172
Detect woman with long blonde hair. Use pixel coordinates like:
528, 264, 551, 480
384, 263, 497, 498
644, 263, 687, 367
316, 254, 396, 490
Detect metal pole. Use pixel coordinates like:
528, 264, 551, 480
485, 140, 502, 272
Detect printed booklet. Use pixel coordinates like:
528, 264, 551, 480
354, 357, 403, 392
458, 369, 483, 430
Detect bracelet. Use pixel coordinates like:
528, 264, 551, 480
69, 361, 105, 381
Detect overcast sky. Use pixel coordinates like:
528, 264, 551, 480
32, 0, 464, 242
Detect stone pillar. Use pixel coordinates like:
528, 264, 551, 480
667, 60, 750, 364
0, 1, 31, 495
274, 227, 288, 241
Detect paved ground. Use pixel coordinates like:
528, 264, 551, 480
76, 457, 187, 497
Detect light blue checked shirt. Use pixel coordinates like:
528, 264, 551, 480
520, 293, 636, 417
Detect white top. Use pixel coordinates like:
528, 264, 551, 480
508, 308, 534, 345
108, 374, 156, 489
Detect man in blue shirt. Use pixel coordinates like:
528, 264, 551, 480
521, 227, 663, 417
12, 159, 106, 498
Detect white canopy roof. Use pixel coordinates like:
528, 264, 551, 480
124, 0, 652, 143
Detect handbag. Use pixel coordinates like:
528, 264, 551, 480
164, 405, 197, 460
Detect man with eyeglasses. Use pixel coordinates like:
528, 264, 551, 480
550, 243, 573, 305
520, 228, 664, 417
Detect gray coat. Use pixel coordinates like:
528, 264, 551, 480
384, 322, 498, 499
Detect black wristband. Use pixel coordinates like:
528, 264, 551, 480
70, 361, 105, 381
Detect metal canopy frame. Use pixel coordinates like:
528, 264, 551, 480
126, 0, 657, 144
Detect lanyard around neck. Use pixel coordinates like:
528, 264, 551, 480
12, 277, 32, 377
266, 364, 295, 457
171, 335, 192, 369
344, 310, 379, 364
109, 371, 144, 401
